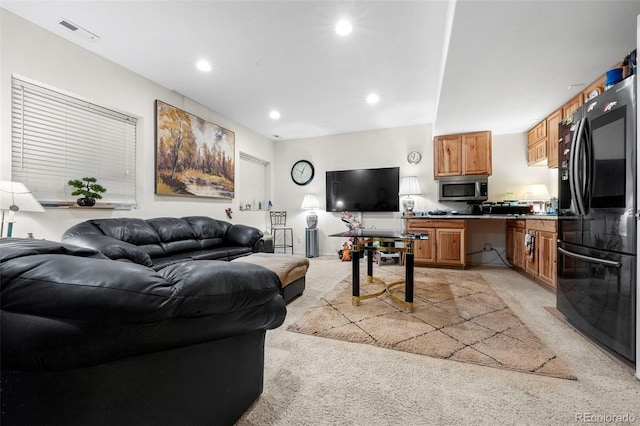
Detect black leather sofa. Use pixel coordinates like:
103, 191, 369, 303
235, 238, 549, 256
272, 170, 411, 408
0, 238, 286, 426
61, 216, 265, 269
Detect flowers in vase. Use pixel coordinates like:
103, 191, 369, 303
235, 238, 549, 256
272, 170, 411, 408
341, 211, 362, 233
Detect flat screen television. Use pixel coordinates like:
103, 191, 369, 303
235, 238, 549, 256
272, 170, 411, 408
325, 167, 400, 212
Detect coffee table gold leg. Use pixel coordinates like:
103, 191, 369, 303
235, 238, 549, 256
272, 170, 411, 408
352, 296, 361, 306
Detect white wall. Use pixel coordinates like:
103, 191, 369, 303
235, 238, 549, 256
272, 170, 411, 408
274, 124, 433, 256
274, 126, 559, 258
0, 10, 275, 240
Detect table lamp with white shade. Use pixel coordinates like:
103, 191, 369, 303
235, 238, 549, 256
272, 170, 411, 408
301, 193, 320, 229
521, 184, 551, 213
0, 181, 46, 237
399, 176, 421, 216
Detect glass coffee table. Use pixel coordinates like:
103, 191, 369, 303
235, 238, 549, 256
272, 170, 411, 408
330, 230, 416, 312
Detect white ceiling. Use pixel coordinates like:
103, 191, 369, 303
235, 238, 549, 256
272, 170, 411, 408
2, 1, 639, 141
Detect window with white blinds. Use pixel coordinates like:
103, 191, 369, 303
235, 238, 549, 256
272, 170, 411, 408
239, 152, 269, 210
11, 77, 137, 206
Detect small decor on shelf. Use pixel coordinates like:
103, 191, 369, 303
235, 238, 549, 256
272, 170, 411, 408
68, 177, 106, 207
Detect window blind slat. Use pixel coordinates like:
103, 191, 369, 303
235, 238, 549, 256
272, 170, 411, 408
11, 77, 137, 204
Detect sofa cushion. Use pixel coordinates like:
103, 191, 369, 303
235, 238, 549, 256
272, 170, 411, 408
62, 235, 154, 267
89, 218, 165, 258
183, 216, 230, 239
90, 218, 161, 245
147, 217, 197, 242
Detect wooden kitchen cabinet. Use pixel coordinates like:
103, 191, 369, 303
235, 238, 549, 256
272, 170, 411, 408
546, 108, 562, 169
413, 229, 436, 263
527, 107, 561, 168
508, 219, 556, 288
529, 121, 547, 144
406, 219, 466, 267
434, 131, 492, 178
527, 120, 548, 166
433, 134, 462, 176
506, 220, 526, 270
562, 94, 583, 121
524, 219, 557, 288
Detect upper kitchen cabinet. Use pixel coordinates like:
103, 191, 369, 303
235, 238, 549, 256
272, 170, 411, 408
562, 93, 583, 121
527, 121, 547, 166
434, 131, 492, 178
546, 108, 562, 168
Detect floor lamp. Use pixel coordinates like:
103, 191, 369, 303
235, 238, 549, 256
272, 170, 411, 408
0, 181, 45, 237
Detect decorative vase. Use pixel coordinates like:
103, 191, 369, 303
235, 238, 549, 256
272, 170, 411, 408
77, 197, 96, 207
306, 213, 318, 229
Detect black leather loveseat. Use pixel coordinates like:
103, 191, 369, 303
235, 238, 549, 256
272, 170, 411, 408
61, 216, 265, 269
0, 238, 286, 426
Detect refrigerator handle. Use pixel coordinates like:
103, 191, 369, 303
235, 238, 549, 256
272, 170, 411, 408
582, 118, 592, 214
558, 247, 621, 268
569, 117, 586, 215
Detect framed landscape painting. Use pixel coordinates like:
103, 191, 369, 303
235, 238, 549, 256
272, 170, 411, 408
155, 100, 235, 199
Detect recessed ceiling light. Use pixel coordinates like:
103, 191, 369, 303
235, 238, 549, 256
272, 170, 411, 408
196, 60, 212, 72
269, 110, 281, 120
366, 94, 380, 104
335, 20, 352, 36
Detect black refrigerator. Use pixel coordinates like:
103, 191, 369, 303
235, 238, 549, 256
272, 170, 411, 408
557, 74, 636, 363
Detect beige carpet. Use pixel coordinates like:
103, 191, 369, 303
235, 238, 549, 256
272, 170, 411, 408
288, 267, 576, 380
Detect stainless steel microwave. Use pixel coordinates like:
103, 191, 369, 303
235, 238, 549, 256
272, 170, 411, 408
438, 175, 488, 202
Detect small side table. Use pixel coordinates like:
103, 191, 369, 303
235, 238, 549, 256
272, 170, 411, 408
305, 228, 319, 258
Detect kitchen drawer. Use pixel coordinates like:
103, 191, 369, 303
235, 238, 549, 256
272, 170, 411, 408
406, 219, 466, 231
526, 219, 556, 233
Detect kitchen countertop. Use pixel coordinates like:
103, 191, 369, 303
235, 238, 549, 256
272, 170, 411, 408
402, 214, 558, 220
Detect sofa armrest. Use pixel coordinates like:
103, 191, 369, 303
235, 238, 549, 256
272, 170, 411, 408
224, 224, 264, 250
62, 235, 153, 267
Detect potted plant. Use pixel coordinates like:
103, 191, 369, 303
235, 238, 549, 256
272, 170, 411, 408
68, 177, 107, 207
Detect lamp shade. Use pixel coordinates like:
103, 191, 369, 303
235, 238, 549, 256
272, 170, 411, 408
521, 184, 550, 200
1, 181, 45, 238
398, 176, 421, 196
0, 181, 45, 213
301, 193, 320, 210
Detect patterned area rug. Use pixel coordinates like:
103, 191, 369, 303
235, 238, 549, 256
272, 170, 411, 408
288, 267, 576, 380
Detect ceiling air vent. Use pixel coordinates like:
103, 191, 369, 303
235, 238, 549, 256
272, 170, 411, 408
58, 17, 99, 41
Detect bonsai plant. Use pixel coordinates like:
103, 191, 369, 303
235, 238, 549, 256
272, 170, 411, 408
68, 177, 106, 207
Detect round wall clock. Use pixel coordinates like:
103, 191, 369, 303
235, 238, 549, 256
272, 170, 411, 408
291, 160, 315, 185
407, 151, 422, 164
